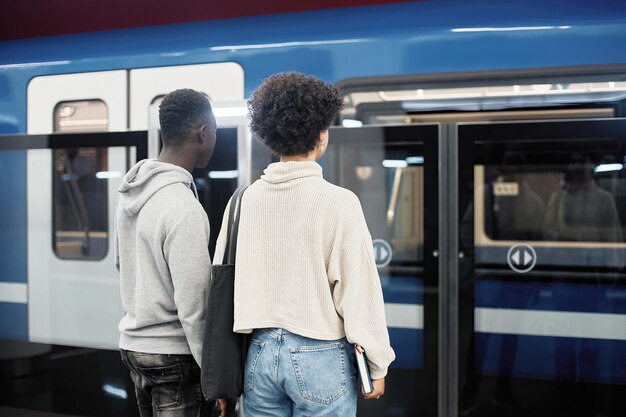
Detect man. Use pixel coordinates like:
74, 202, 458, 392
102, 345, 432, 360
116, 89, 216, 416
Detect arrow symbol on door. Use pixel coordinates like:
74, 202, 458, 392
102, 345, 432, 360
506, 243, 537, 273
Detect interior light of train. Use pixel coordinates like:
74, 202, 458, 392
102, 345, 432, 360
406, 156, 424, 164
382, 159, 408, 168
212, 106, 248, 118
58, 106, 75, 118
451, 25, 571, 32
531, 84, 553, 92
95, 171, 122, 179
380, 88, 481, 101
355, 166, 373, 181
102, 384, 128, 400
376, 81, 626, 102
341, 119, 363, 127
594, 163, 623, 173
208, 170, 239, 179
58, 119, 109, 127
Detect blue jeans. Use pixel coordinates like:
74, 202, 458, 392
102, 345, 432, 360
120, 350, 212, 417
243, 328, 358, 417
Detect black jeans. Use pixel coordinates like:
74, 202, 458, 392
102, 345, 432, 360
121, 349, 213, 417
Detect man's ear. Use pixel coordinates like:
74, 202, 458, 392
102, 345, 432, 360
197, 125, 207, 144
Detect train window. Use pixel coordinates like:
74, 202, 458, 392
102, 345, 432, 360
53, 100, 108, 132
52, 100, 109, 260
150, 95, 164, 107
328, 146, 424, 265
476, 151, 626, 245
339, 73, 626, 125
325, 127, 433, 269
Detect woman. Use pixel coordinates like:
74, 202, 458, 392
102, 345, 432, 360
213, 72, 395, 417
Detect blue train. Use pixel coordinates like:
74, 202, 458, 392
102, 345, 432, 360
2, 1, 626, 416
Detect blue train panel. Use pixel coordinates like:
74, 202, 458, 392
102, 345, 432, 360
0, 302, 27, 340
475, 280, 626, 383
0, 151, 27, 284
390, 328, 423, 369
476, 280, 626, 314
476, 333, 626, 384
382, 275, 424, 369
381, 275, 423, 305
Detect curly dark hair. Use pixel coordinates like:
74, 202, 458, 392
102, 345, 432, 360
159, 89, 212, 147
248, 72, 344, 156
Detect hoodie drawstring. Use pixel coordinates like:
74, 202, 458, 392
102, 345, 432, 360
191, 180, 199, 200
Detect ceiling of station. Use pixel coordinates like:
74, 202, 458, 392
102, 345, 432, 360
1, 0, 417, 41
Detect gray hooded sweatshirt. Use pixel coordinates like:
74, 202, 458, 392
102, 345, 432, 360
116, 160, 210, 366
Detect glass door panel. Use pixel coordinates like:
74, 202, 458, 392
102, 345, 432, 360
326, 125, 439, 417
191, 127, 238, 258
458, 119, 626, 417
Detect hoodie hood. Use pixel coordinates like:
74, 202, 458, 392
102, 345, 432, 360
261, 161, 323, 184
118, 160, 196, 215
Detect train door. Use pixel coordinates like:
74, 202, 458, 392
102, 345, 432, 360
129, 62, 247, 257
26, 71, 130, 348
324, 124, 441, 417
455, 118, 626, 417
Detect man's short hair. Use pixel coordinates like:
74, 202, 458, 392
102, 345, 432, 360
159, 89, 212, 147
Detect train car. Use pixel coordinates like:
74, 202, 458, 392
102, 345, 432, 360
2, 1, 626, 416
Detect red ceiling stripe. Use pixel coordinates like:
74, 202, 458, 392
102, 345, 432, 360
1, 0, 416, 41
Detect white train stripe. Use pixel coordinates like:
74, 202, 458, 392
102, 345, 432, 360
0, 283, 28, 304
475, 307, 626, 341
385, 303, 423, 329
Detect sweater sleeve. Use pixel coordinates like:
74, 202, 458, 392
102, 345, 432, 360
329, 193, 396, 379
164, 208, 212, 366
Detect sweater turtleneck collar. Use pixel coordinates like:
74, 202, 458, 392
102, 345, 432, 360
261, 161, 323, 184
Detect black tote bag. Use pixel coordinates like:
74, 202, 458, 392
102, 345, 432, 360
201, 186, 248, 403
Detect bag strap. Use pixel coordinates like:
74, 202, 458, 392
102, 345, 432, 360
222, 186, 248, 265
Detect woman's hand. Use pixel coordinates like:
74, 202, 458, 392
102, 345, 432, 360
362, 377, 385, 400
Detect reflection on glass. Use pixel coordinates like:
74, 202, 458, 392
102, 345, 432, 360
463, 138, 626, 417
327, 145, 423, 266
192, 128, 238, 258
53, 148, 109, 259
543, 153, 622, 243
484, 152, 545, 241
482, 152, 624, 244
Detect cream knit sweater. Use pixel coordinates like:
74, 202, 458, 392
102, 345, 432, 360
213, 161, 395, 379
